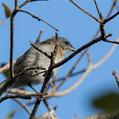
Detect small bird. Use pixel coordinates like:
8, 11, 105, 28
0, 36, 75, 95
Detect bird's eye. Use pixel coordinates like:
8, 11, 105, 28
64, 40, 70, 45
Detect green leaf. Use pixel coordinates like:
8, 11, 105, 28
6, 110, 17, 119
2, 3, 12, 18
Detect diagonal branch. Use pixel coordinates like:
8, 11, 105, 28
53, 34, 112, 69
104, 11, 119, 24
17, 9, 59, 32
48, 37, 119, 97
93, 0, 103, 19
54, 49, 88, 91
31, 43, 51, 59
19, 0, 48, 8
69, 0, 99, 23
0, 95, 31, 103
13, 99, 31, 115
112, 71, 119, 88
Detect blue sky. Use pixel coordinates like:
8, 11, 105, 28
0, 0, 119, 119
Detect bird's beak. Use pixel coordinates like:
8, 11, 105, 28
70, 47, 76, 51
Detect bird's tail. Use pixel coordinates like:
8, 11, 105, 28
0, 79, 13, 96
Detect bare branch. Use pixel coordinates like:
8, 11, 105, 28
86, 50, 93, 65
104, 11, 119, 24
48, 37, 119, 97
10, 14, 14, 79
53, 34, 111, 69
13, 99, 31, 115
0, 95, 31, 103
93, 0, 103, 19
31, 43, 51, 59
69, 0, 99, 23
35, 30, 43, 42
54, 69, 86, 83
103, 38, 119, 45
54, 50, 87, 91
9, 1, 19, 79
17, 9, 59, 32
30, 47, 56, 118
112, 71, 119, 88
92, 0, 118, 39
19, 0, 48, 8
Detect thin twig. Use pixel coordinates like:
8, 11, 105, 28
93, 0, 103, 19
53, 34, 112, 69
0, 95, 31, 103
112, 71, 119, 88
48, 37, 119, 97
104, 11, 119, 24
17, 9, 59, 32
31, 43, 51, 58
43, 99, 51, 111
19, 0, 33, 8
86, 50, 93, 65
103, 39, 119, 45
29, 68, 53, 118
35, 30, 43, 42
54, 50, 88, 91
9, 6, 18, 79
54, 69, 86, 83
69, 0, 99, 23
13, 99, 31, 115
29, 45, 56, 118
7, 89, 47, 98
19, 0, 48, 8
92, 0, 117, 39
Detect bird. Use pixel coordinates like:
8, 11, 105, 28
0, 36, 75, 96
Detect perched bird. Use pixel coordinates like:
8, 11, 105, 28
0, 36, 75, 96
